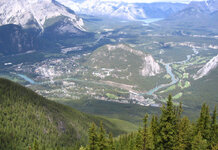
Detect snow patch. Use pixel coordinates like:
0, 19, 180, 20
56, 0, 147, 20
0, 0, 85, 31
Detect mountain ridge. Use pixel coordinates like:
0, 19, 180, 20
0, 0, 85, 31
193, 55, 218, 80
0, 0, 93, 55
0, 78, 136, 149
57, 0, 187, 20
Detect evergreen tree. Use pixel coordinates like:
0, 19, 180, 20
33, 140, 39, 150
174, 117, 192, 150
150, 115, 158, 149
88, 123, 98, 150
212, 143, 218, 150
209, 106, 218, 148
191, 132, 208, 150
196, 103, 211, 141
135, 128, 143, 150
158, 95, 176, 150
128, 138, 135, 150
142, 114, 149, 150
42, 144, 46, 150
110, 98, 217, 150
146, 128, 154, 150
98, 122, 108, 150
108, 133, 115, 150
79, 146, 86, 150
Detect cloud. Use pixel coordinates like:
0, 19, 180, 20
102, 0, 204, 4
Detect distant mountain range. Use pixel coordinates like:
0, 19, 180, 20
0, 0, 84, 31
57, 0, 187, 20
161, 0, 218, 33
172, 0, 218, 18
1, 0, 218, 55
56, 0, 218, 33
0, 0, 88, 55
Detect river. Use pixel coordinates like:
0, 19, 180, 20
146, 48, 198, 95
146, 63, 179, 95
15, 46, 197, 97
138, 18, 164, 24
17, 74, 37, 84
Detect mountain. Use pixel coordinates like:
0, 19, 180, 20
79, 44, 164, 92
0, 24, 36, 55
161, 0, 218, 33
57, 0, 187, 20
0, 0, 84, 31
193, 55, 218, 80
0, 78, 136, 149
0, 0, 89, 55
170, 0, 218, 17
85, 44, 161, 77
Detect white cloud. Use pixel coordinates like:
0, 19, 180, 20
102, 0, 204, 4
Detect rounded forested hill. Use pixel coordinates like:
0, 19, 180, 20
0, 78, 130, 150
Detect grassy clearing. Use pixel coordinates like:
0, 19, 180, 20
104, 118, 138, 133
172, 64, 179, 69
164, 74, 171, 79
184, 81, 191, 89
178, 80, 191, 89
175, 71, 183, 79
183, 73, 189, 79
179, 66, 186, 72
159, 85, 176, 93
106, 93, 119, 99
173, 92, 183, 99
188, 56, 209, 65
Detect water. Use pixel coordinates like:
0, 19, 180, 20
146, 63, 179, 95
176, 55, 191, 65
139, 18, 164, 24
146, 48, 198, 95
17, 74, 37, 84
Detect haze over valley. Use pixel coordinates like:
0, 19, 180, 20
0, 0, 218, 149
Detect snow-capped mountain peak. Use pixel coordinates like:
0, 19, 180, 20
0, 0, 85, 31
57, 0, 186, 20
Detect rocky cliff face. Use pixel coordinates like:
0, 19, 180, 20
95, 44, 162, 77
142, 55, 161, 77
108, 44, 161, 76
0, 0, 87, 55
193, 55, 218, 80
0, 0, 85, 31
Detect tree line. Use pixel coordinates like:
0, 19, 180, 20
86, 95, 218, 150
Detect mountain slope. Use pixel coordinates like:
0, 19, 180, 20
0, 24, 38, 55
0, 78, 135, 149
0, 0, 84, 31
0, 0, 90, 55
85, 44, 161, 77
57, 0, 186, 20
193, 55, 218, 80
160, 0, 218, 33
78, 44, 165, 92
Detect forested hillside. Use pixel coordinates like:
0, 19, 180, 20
0, 78, 217, 150
86, 96, 218, 150
0, 78, 133, 150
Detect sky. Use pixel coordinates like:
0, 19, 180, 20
101, 0, 204, 3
